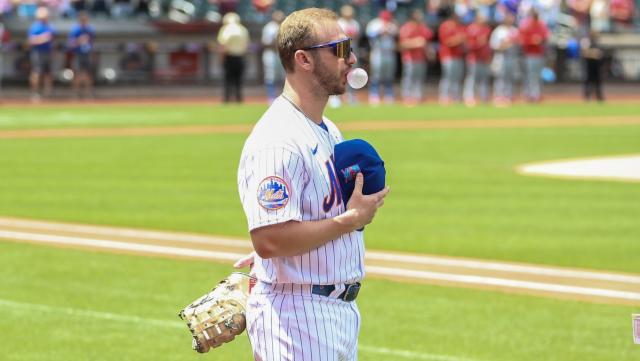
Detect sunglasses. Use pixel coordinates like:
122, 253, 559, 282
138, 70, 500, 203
301, 38, 352, 60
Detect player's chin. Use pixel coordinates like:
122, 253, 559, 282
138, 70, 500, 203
332, 84, 347, 96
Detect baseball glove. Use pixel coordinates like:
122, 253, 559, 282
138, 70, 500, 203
178, 272, 254, 353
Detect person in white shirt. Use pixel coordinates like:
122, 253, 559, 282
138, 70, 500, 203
490, 12, 520, 106
365, 10, 398, 104
261, 10, 285, 103
334, 4, 361, 105
217, 12, 249, 102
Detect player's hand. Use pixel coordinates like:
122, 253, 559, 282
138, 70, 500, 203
344, 173, 389, 230
233, 251, 255, 269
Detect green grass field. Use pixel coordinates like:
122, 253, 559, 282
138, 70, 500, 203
1, 102, 639, 360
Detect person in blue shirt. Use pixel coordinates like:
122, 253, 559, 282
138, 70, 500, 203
68, 12, 96, 98
28, 7, 55, 101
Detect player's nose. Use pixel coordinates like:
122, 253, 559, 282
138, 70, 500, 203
348, 51, 357, 65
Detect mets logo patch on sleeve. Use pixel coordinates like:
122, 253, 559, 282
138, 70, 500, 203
257, 176, 290, 210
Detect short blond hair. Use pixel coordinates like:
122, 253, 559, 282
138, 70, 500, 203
277, 8, 338, 72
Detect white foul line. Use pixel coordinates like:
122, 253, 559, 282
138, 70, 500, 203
366, 251, 640, 284
1, 229, 639, 303
0, 218, 251, 248
0, 230, 247, 262
1, 217, 638, 285
367, 266, 640, 301
359, 345, 483, 361
0, 298, 467, 361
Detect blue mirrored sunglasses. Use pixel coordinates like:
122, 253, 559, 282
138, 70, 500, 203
301, 38, 352, 60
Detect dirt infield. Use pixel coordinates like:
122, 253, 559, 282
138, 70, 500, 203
1, 217, 638, 306
1, 115, 640, 139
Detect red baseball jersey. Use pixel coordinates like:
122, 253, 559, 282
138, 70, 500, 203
519, 18, 549, 56
465, 22, 492, 63
438, 19, 466, 61
399, 22, 434, 63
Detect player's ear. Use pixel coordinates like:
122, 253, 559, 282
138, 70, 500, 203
294, 50, 313, 71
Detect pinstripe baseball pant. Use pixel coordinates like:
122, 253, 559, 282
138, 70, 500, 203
247, 282, 361, 361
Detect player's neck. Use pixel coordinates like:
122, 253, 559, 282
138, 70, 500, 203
282, 80, 327, 124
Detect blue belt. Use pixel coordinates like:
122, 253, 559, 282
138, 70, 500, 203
311, 282, 361, 302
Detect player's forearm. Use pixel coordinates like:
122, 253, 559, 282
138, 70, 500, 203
250, 215, 358, 259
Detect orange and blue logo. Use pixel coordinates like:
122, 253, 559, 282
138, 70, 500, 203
257, 176, 290, 210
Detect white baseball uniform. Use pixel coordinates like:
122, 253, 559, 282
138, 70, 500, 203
237, 95, 364, 360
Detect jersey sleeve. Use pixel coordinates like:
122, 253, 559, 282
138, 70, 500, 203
239, 147, 308, 231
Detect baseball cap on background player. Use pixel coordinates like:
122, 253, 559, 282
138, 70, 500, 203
333, 139, 386, 208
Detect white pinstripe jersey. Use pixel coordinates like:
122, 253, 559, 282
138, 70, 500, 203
237, 95, 365, 285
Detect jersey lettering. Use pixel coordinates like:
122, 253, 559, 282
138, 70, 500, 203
322, 157, 342, 213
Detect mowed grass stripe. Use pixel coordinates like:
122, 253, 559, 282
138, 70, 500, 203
1, 115, 640, 139
1, 126, 639, 272
0, 297, 481, 361
2, 216, 639, 284
1, 221, 638, 305
1, 241, 637, 361
1, 103, 640, 130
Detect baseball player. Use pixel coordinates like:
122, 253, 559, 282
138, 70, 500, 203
463, 13, 492, 106
399, 9, 434, 106
490, 12, 520, 106
236, 8, 389, 361
519, 9, 549, 102
438, 8, 466, 105
365, 10, 398, 105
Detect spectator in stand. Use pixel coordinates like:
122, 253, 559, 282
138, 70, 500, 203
111, 0, 133, 18
399, 8, 433, 106
463, 12, 492, 106
72, 0, 88, 13
28, 7, 56, 102
68, 12, 96, 99
134, 0, 150, 17
490, 12, 519, 107
217, 12, 249, 103
438, 7, 466, 105
18, 0, 39, 19
610, 0, 635, 30
519, 9, 549, 102
590, 0, 610, 32
0, 0, 13, 16
261, 10, 285, 103
581, 31, 605, 102
216, 0, 240, 15
91, 0, 111, 17
336, 4, 361, 105
366, 10, 398, 105
0, 19, 9, 100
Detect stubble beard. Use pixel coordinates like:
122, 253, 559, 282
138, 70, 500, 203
312, 55, 346, 96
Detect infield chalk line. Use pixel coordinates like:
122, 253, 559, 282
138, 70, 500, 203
0, 217, 250, 247
367, 266, 640, 301
2, 229, 639, 303
1, 217, 638, 285
0, 298, 473, 361
365, 252, 640, 284
0, 298, 182, 329
359, 345, 484, 361
0, 230, 248, 261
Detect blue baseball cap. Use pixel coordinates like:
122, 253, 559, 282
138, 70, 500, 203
334, 139, 386, 207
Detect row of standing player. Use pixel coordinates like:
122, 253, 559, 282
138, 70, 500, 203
262, 6, 552, 107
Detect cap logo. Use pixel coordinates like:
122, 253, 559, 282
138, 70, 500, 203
341, 164, 361, 183
257, 176, 290, 210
